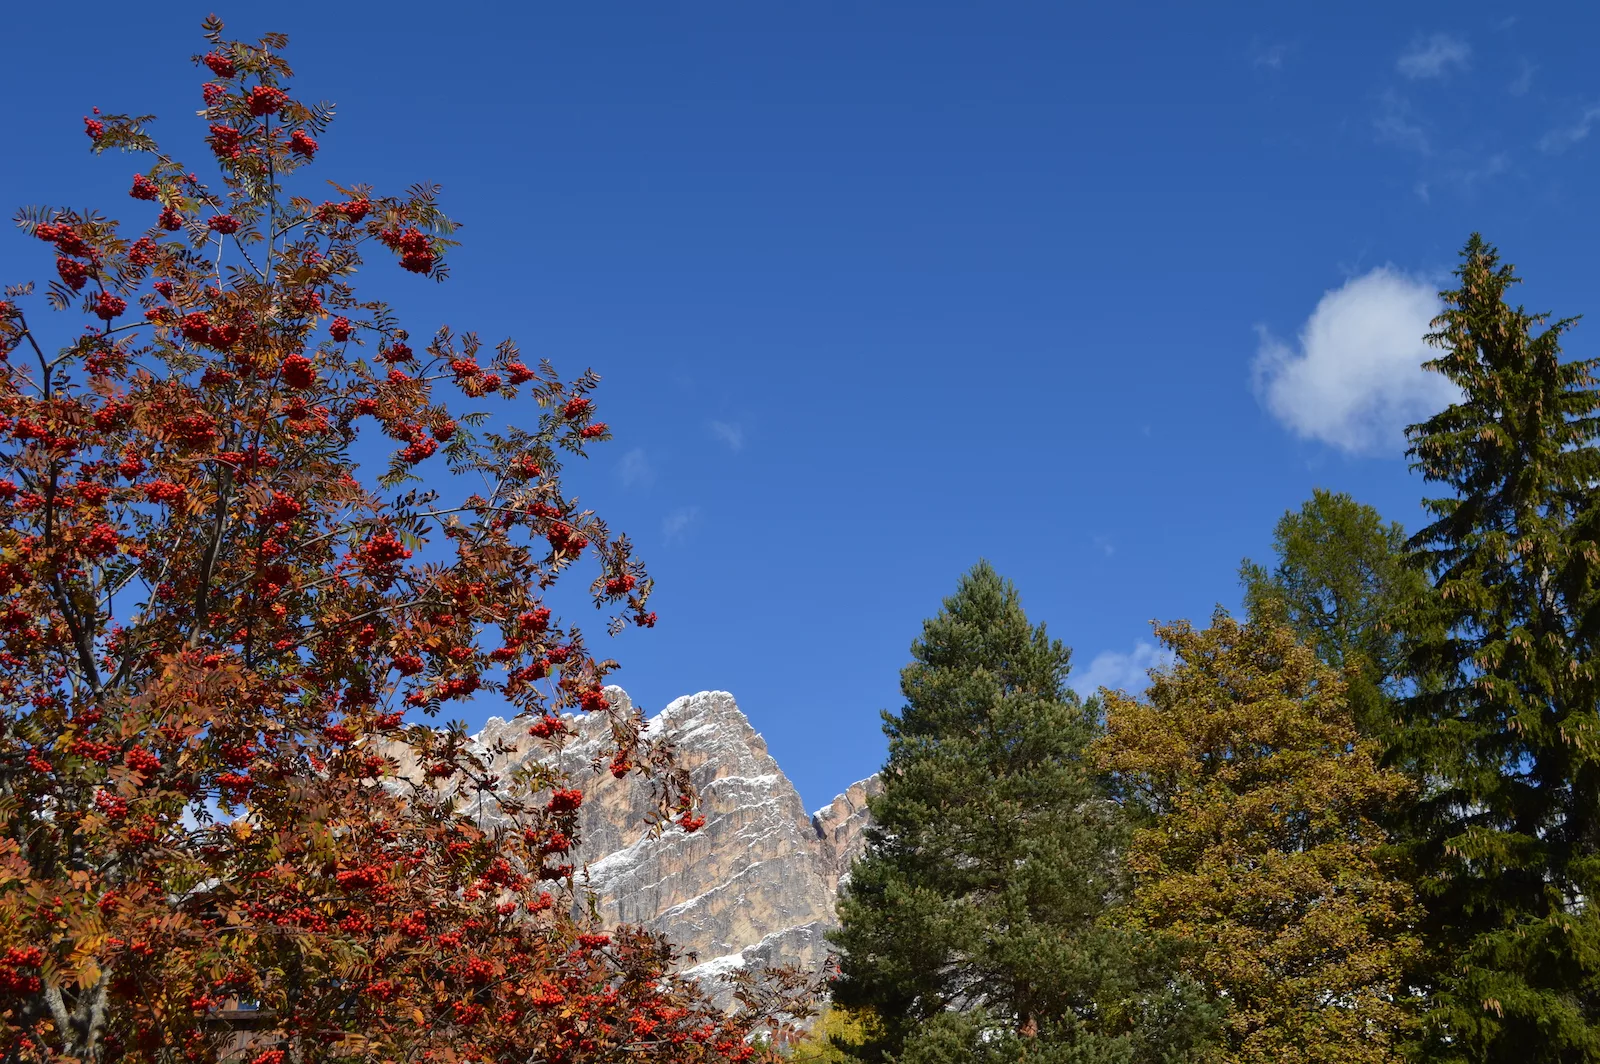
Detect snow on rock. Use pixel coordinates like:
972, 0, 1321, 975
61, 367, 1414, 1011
462, 688, 878, 1009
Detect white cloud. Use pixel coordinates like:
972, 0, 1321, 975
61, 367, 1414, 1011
618, 447, 652, 488
1069, 642, 1175, 698
1373, 91, 1431, 155
1253, 267, 1459, 455
1396, 33, 1471, 79
1509, 61, 1535, 97
662, 506, 699, 543
1252, 41, 1289, 70
1539, 103, 1600, 154
709, 421, 744, 452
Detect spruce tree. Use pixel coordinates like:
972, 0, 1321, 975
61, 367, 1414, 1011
828, 562, 1203, 1063
1240, 488, 1426, 738
1399, 235, 1600, 1061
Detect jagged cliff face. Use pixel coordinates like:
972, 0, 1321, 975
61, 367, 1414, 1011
461, 689, 878, 999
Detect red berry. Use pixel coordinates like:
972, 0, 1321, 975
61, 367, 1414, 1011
203, 52, 236, 79
280, 354, 315, 389
246, 86, 288, 117
92, 294, 128, 321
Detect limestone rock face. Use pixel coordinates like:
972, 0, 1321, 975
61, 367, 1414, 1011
469, 689, 878, 1001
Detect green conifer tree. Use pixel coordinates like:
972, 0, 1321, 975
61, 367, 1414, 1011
1399, 235, 1600, 1061
1240, 488, 1426, 738
828, 562, 1209, 1063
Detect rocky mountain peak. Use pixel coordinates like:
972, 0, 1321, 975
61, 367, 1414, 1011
469, 689, 879, 1002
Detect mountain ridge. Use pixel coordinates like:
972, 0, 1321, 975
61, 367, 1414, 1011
455, 688, 879, 1003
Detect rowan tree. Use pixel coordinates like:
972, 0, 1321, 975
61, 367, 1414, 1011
1398, 235, 1600, 1062
0, 20, 790, 1064
1094, 612, 1420, 1064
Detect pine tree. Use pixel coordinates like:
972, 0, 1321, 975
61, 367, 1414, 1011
1240, 488, 1426, 738
1094, 612, 1420, 1064
828, 562, 1207, 1063
1399, 235, 1600, 1061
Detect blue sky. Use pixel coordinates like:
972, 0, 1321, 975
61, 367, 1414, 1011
5, 3, 1600, 809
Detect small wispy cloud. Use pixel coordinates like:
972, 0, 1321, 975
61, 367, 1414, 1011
1069, 641, 1175, 698
1444, 152, 1509, 190
618, 447, 653, 489
1508, 61, 1535, 97
1374, 91, 1431, 155
1396, 33, 1471, 80
709, 421, 744, 452
1092, 535, 1115, 558
1539, 103, 1600, 154
1252, 40, 1289, 70
1253, 266, 1458, 455
662, 506, 699, 543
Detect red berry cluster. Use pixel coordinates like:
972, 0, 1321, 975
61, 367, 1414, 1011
316, 198, 370, 224
280, 353, 315, 389
547, 789, 584, 813
289, 129, 318, 157
129, 173, 160, 200
208, 214, 241, 235
93, 294, 128, 321
379, 226, 436, 274
124, 746, 160, 773
84, 116, 104, 141
209, 123, 242, 160
356, 530, 413, 573
217, 771, 252, 802
246, 86, 289, 116
0, 946, 45, 994
33, 222, 93, 258
127, 237, 159, 268
528, 715, 564, 740
328, 316, 353, 342
56, 258, 91, 292
203, 51, 236, 78
141, 481, 187, 504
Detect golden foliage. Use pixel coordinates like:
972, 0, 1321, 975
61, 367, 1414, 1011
1093, 612, 1419, 1064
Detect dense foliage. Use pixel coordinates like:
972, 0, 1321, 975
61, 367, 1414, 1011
1240, 488, 1426, 738
828, 562, 1214, 1064
1096, 613, 1419, 1064
1397, 235, 1600, 1061
0, 21, 791, 1064
831, 238, 1600, 1062
4, 21, 1598, 1063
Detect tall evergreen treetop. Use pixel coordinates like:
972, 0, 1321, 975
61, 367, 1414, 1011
1240, 488, 1425, 737
1401, 234, 1600, 1061
829, 562, 1189, 1063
